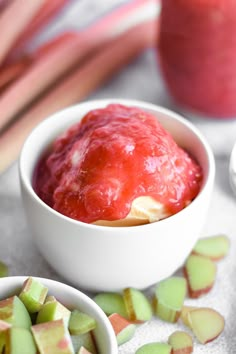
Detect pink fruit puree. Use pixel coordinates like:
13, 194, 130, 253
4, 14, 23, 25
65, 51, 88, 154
33, 104, 202, 224
158, 0, 236, 118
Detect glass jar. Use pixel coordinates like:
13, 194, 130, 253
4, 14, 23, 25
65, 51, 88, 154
158, 0, 236, 119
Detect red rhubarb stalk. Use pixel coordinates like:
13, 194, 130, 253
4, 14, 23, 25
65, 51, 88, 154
0, 0, 159, 132
0, 56, 32, 90
0, 32, 77, 88
88, 0, 159, 37
0, 19, 157, 173
9, 0, 70, 57
0, 0, 46, 64
33, 32, 79, 59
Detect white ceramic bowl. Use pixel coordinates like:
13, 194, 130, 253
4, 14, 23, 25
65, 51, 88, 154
0, 276, 118, 354
19, 99, 215, 292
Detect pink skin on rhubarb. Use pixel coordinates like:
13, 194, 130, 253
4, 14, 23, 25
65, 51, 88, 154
9, 0, 70, 56
0, 0, 159, 133
0, 0, 45, 65
184, 308, 225, 344
183, 254, 216, 298
192, 235, 230, 261
108, 313, 136, 345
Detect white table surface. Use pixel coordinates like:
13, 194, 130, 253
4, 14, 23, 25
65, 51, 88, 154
0, 1, 236, 353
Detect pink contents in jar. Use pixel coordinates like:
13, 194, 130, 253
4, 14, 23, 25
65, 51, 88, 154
158, 0, 236, 118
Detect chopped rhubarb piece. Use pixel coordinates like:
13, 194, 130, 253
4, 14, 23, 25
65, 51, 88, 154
123, 288, 152, 323
45, 295, 57, 303
32, 318, 74, 354
19, 277, 48, 313
154, 277, 187, 323
168, 330, 193, 354
71, 333, 97, 354
135, 342, 172, 354
0, 320, 11, 353
193, 235, 230, 261
108, 313, 136, 345
36, 298, 71, 327
184, 254, 216, 298
93, 292, 128, 318
0, 296, 31, 329
180, 306, 197, 327
78, 347, 93, 354
5, 327, 36, 354
69, 310, 96, 335
183, 307, 225, 344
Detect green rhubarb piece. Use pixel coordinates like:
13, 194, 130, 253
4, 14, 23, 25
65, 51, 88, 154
77, 347, 93, 354
71, 333, 97, 354
135, 342, 172, 354
0, 320, 11, 353
0, 261, 8, 278
32, 318, 74, 354
184, 254, 216, 298
117, 324, 136, 346
193, 235, 230, 260
19, 277, 48, 313
154, 277, 187, 323
108, 313, 136, 346
93, 292, 128, 318
36, 298, 71, 326
5, 327, 36, 354
0, 296, 31, 329
168, 330, 193, 353
69, 310, 96, 335
180, 306, 197, 327
0, 320, 10, 330
123, 288, 152, 322
45, 295, 57, 303
185, 308, 225, 344
0, 331, 5, 353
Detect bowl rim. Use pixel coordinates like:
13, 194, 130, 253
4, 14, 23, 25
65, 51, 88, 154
19, 98, 215, 230
0, 275, 118, 353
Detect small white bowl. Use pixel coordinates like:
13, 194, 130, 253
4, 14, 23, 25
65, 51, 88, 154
19, 99, 215, 292
0, 276, 118, 354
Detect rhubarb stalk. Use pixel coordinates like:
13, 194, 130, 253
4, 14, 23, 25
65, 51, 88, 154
9, 0, 70, 57
0, 32, 78, 90
0, 19, 157, 173
0, 56, 32, 90
0, 0, 159, 132
0, 0, 46, 64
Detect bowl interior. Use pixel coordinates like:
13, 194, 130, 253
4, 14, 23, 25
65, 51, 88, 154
0, 276, 118, 354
